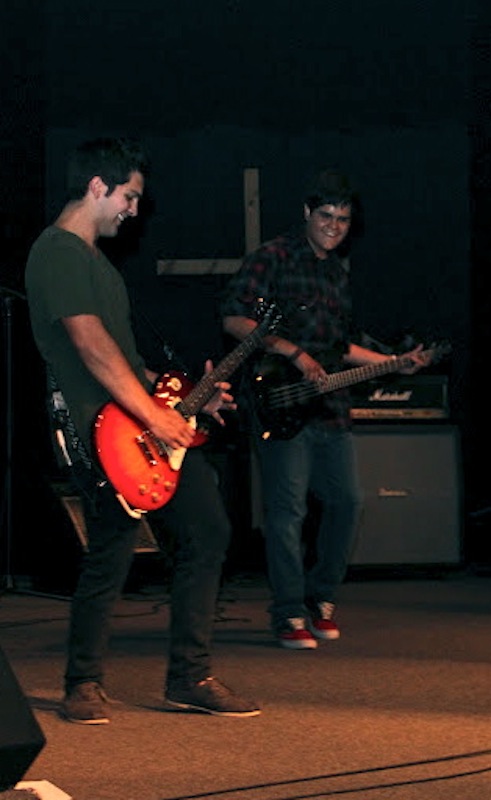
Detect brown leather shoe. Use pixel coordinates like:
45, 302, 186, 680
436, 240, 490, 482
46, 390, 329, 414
165, 676, 261, 717
62, 682, 110, 724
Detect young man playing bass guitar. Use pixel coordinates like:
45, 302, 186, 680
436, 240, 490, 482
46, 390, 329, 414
25, 137, 261, 722
222, 168, 432, 650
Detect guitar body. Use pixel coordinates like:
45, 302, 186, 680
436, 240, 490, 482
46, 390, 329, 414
93, 301, 283, 516
94, 371, 207, 515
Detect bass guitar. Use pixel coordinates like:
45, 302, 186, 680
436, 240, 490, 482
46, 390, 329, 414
94, 302, 281, 517
252, 342, 451, 440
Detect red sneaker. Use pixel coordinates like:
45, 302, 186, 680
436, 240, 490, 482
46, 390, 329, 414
309, 602, 340, 640
277, 617, 318, 650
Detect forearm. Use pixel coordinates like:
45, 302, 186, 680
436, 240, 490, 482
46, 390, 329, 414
223, 315, 302, 360
345, 343, 395, 366
223, 315, 257, 341
63, 315, 161, 428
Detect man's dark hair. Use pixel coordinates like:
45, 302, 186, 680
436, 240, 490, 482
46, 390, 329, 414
304, 168, 364, 247
66, 137, 150, 200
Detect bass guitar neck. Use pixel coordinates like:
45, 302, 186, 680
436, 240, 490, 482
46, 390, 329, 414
252, 342, 451, 440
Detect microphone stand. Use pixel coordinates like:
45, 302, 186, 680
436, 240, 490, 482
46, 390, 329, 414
0, 286, 26, 591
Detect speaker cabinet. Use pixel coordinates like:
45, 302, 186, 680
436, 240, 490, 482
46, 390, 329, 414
0, 645, 46, 790
350, 424, 462, 566
59, 494, 159, 554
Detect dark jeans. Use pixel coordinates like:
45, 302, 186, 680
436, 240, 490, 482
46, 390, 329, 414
65, 447, 231, 693
256, 425, 363, 629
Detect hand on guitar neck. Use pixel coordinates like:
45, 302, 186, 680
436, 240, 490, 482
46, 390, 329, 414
201, 359, 237, 427
392, 343, 434, 374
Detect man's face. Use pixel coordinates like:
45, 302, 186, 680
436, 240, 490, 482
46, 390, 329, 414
304, 202, 351, 258
98, 170, 145, 238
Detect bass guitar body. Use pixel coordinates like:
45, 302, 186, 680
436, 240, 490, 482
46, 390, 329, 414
252, 356, 326, 440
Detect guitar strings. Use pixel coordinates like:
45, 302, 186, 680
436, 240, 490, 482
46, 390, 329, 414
261, 350, 438, 410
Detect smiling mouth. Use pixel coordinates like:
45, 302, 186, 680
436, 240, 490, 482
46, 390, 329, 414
117, 213, 125, 222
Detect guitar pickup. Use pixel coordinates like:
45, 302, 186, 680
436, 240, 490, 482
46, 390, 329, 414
146, 430, 169, 458
136, 432, 158, 465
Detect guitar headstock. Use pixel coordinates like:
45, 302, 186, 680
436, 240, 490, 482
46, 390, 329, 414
255, 299, 282, 335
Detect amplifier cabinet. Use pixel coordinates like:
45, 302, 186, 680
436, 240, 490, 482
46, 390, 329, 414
351, 374, 449, 421
350, 424, 462, 566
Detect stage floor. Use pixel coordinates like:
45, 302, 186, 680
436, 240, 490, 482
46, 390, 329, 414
1, 569, 491, 800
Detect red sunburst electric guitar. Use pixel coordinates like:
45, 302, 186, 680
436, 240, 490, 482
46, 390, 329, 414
93, 302, 281, 517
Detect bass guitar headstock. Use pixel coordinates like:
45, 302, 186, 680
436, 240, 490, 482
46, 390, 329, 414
426, 340, 452, 365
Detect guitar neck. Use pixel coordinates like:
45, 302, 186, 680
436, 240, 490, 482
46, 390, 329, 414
324, 352, 424, 393
177, 327, 266, 419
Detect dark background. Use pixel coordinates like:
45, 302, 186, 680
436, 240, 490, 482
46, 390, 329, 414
1, 0, 491, 582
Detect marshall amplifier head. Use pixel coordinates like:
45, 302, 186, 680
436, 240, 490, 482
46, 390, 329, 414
351, 374, 449, 420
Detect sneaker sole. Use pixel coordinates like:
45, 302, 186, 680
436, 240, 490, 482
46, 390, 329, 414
62, 713, 110, 725
164, 699, 261, 718
308, 625, 340, 641
279, 638, 318, 650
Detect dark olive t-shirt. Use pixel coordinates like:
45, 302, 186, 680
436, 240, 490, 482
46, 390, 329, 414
25, 226, 148, 453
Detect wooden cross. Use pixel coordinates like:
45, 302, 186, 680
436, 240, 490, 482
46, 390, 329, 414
156, 168, 260, 276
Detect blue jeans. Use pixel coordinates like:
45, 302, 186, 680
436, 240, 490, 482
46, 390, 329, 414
65, 448, 231, 692
256, 425, 363, 629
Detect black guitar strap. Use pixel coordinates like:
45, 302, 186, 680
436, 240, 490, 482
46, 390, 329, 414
46, 366, 95, 474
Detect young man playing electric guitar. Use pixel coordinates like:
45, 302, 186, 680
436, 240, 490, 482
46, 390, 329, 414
25, 137, 261, 722
222, 168, 432, 650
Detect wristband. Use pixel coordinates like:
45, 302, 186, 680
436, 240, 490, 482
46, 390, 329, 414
288, 347, 304, 362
